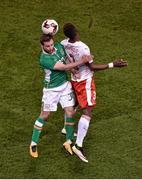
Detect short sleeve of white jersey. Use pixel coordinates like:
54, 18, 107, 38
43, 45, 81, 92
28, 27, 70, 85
60, 39, 70, 58
83, 43, 93, 64
60, 39, 67, 46
61, 39, 73, 64
83, 44, 90, 54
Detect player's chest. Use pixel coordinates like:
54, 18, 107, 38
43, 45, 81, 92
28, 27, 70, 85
52, 53, 66, 64
66, 46, 83, 58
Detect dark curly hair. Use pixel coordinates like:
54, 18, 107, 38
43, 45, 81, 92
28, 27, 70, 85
63, 23, 78, 40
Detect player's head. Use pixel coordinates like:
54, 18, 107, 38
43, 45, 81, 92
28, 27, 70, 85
63, 23, 79, 40
40, 34, 54, 54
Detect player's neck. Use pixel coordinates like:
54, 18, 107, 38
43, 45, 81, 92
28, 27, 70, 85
69, 36, 80, 43
69, 39, 75, 43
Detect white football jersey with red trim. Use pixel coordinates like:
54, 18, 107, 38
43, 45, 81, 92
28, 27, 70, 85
61, 39, 93, 82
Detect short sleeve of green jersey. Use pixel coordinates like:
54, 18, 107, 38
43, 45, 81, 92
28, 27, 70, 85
55, 43, 67, 57
61, 44, 67, 57
40, 54, 56, 70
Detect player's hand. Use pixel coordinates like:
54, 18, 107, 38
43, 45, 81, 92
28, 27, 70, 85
113, 59, 128, 68
82, 55, 93, 63
73, 69, 81, 79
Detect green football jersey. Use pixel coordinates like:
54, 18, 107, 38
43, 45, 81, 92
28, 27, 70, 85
40, 43, 68, 88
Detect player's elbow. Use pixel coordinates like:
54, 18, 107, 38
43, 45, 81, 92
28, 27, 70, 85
54, 63, 67, 71
89, 64, 95, 71
54, 62, 73, 71
59, 64, 71, 71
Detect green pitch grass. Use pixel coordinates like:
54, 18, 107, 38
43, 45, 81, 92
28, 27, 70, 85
0, 0, 142, 178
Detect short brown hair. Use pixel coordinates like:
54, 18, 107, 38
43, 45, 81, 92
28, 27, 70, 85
40, 34, 53, 45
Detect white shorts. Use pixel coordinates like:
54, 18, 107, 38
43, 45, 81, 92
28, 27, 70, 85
41, 81, 75, 112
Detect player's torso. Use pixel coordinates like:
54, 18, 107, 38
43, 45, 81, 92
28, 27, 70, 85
40, 43, 68, 88
61, 39, 93, 82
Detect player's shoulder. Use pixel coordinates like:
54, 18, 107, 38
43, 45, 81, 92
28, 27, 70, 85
60, 39, 68, 46
40, 52, 48, 63
40, 51, 46, 60
55, 42, 67, 56
55, 42, 62, 48
40, 51, 53, 62
77, 41, 90, 54
54, 42, 65, 50
79, 41, 89, 49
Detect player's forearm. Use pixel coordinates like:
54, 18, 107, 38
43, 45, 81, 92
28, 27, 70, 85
54, 59, 84, 71
63, 60, 84, 71
54, 55, 92, 71
89, 64, 109, 71
64, 54, 93, 70
89, 59, 128, 71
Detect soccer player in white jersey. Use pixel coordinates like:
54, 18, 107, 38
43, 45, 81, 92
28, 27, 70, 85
61, 23, 128, 163
29, 34, 92, 158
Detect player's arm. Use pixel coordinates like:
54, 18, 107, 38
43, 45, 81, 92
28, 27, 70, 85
89, 59, 128, 71
64, 54, 81, 78
59, 44, 80, 72
53, 55, 92, 71
82, 45, 128, 70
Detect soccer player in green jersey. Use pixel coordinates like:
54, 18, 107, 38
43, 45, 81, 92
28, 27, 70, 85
29, 34, 91, 158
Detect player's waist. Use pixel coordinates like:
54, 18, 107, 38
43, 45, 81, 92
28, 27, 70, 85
43, 81, 70, 91
71, 73, 93, 82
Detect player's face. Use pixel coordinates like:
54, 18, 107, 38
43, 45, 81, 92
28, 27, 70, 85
43, 39, 54, 54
